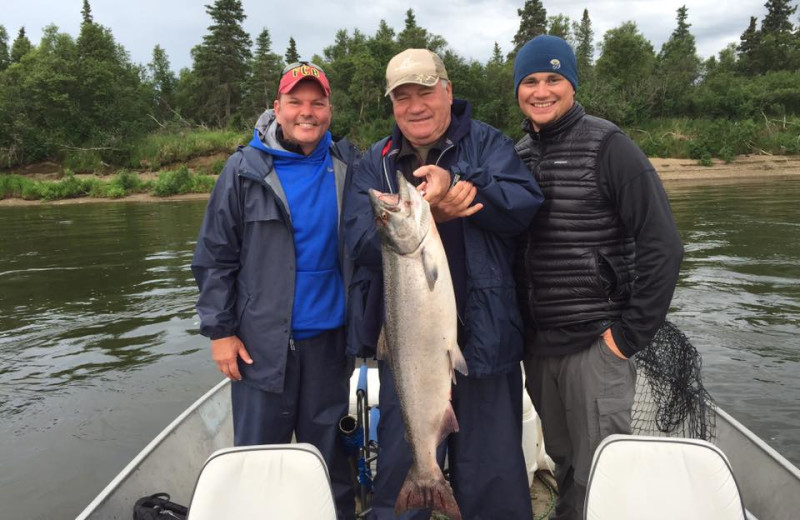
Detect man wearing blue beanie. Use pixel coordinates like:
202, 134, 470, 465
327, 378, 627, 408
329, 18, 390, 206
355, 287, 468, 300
513, 36, 685, 520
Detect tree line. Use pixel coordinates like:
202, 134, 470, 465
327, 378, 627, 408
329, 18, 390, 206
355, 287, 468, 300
1, 0, 800, 170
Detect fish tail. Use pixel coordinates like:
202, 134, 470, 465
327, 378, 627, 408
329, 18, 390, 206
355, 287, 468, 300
395, 466, 462, 520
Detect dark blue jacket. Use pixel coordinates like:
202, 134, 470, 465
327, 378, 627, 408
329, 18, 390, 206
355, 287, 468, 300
342, 100, 543, 377
192, 110, 359, 392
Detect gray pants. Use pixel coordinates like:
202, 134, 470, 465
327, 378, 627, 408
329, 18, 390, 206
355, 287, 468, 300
525, 336, 636, 520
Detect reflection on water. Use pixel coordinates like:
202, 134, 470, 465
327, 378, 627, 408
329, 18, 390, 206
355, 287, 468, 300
0, 203, 208, 417
667, 178, 800, 465
0, 201, 219, 520
0, 179, 799, 519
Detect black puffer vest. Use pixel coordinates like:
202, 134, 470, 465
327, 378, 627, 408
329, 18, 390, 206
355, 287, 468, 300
515, 103, 636, 328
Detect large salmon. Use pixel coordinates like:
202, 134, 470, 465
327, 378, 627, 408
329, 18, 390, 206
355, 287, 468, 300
369, 172, 468, 520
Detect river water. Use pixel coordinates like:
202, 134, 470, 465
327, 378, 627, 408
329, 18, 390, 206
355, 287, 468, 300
1, 178, 799, 519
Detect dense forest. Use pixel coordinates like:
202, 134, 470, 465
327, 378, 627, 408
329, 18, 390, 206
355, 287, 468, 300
1, 0, 800, 175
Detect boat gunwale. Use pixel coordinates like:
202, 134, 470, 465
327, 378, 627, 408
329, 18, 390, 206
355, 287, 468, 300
714, 404, 800, 480
75, 378, 231, 519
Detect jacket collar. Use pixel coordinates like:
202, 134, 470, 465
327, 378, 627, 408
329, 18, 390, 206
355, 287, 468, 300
522, 102, 585, 141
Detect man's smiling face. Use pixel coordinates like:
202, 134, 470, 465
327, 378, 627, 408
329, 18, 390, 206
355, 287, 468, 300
517, 72, 575, 131
274, 80, 332, 154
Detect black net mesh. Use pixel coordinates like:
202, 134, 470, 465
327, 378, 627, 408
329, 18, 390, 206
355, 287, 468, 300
631, 321, 716, 441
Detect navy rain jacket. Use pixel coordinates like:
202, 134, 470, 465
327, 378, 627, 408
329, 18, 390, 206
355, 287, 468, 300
192, 110, 359, 392
343, 100, 543, 377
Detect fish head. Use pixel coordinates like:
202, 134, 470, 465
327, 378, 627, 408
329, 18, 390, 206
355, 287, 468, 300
368, 173, 431, 255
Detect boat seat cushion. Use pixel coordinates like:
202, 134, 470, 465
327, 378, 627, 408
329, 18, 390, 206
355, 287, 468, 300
187, 443, 336, 520
585, 434, 746, 520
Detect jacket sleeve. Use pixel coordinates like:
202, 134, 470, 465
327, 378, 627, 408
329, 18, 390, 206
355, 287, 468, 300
191, 153, 244, 340
342, 142, 388, 358
453, 123, 543, 237
599, 133, 684, 357
342, 143, 385, 270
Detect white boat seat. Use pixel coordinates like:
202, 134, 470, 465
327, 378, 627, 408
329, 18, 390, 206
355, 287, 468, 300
187, 443, 336, 520
584, 434, 746, 520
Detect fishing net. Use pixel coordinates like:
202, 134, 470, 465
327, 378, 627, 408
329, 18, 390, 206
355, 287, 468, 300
631, 320, 716, 441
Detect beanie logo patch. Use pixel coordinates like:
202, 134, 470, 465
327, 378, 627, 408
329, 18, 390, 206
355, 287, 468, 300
550, 59, 561, 70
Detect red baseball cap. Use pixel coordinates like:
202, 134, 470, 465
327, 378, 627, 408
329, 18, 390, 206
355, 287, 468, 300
278, 62, 331, 97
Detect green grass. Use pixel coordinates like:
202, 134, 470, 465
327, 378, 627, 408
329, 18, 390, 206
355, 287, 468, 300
626, 116, 800, 160
0, 166, 214, 201
128, 129, 247, 170
0, 174, 37, 199
152, 165, 216, 197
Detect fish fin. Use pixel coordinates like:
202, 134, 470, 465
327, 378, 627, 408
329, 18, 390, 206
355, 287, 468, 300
395, 466, 462, 520
448, 345, 469, 383
438, 402, 460, 444
376, 326, 389, 361
421, 246, 438, 290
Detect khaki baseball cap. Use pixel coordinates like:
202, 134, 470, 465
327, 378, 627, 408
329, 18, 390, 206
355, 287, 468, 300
385, 49, 449, 96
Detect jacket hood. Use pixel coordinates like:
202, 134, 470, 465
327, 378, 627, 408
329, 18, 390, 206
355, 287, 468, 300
251, 109, 283, 150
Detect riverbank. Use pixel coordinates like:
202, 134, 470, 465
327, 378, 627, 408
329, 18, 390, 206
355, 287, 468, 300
655, 154, 800, 183
2, 154, 800, 206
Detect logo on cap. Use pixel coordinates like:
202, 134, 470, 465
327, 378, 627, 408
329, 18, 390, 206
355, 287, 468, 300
550, 59, 561, 70
289, 64, 321, 79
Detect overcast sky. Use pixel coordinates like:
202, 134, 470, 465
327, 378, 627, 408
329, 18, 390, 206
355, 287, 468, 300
1, 0, 783, 72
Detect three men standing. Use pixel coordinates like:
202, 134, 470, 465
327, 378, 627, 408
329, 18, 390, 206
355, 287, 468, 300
192, 35, 683, 520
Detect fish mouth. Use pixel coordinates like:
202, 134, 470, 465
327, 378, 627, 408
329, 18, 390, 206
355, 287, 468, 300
369, 190, 401, 227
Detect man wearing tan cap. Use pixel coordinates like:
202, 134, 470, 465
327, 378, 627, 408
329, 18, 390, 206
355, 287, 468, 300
343, 49, 543, 519
193, 61, 358, 519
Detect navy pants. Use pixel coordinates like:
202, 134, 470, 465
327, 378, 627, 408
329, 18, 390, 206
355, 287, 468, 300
369, 360, 533, 520
231, 328, 356, 520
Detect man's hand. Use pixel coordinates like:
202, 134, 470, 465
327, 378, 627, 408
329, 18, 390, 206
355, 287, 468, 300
413, 165, 450, 205
431, 180, 484, 222
211, 335, 253, 381
602, 328, 627, 360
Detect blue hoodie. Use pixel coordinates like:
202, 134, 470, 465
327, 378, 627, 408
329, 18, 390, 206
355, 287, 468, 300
250, 129, 344, 340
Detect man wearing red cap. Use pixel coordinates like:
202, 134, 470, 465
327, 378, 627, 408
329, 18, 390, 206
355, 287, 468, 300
193, 61, 358, 519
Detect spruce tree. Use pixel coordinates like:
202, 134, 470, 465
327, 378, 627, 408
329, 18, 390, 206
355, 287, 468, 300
509, 0, 548, 58
0, 25, 9, 71
397, 9, 446, 52
191, 0, 252, 126
10, 27, 33, 63
285, 37, 300, 63
759, 0, 797, 71
148, 44, 177, 119
657, 5, 701, 114
738, 16, 761, 73
762, 0, 797, 34
246, 28, 283, 118
81, 0, 93, 25
572, 9, 594, 84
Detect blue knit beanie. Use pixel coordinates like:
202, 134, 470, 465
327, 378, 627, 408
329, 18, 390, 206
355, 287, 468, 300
513, 35, 578, 95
